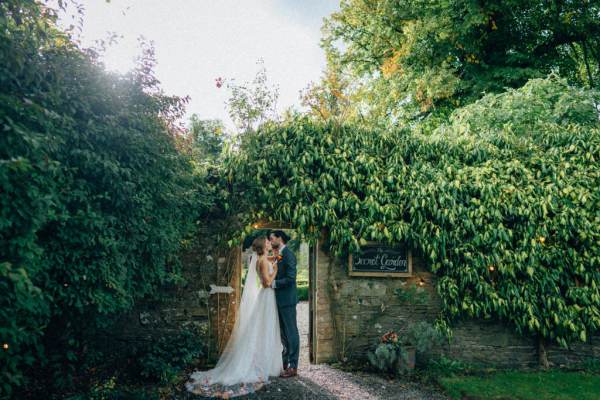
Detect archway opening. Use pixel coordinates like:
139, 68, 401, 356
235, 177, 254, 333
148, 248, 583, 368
237, 224, 317, 365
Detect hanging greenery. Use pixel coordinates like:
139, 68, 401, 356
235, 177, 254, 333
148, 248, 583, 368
223, 76, 600, 349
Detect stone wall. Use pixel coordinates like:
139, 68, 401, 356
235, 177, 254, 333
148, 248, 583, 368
314, 243, 438, 364
115, 228, 599, 370
314, 241, 600, 368
113, 223, 241, 365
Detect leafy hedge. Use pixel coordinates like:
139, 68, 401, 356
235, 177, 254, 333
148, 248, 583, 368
224, 77, 600, 348
0, 2, 206, 397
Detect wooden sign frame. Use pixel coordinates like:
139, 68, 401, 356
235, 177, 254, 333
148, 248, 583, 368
348, 243, 413, 278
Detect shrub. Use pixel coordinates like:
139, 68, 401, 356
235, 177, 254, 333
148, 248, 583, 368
368, 331, 417, 376
297, 285, 309, 301
424, 356, 474, 378
394, 284, 429, 305
368, 342, 400, 375
0, 2, 209, 396
137, 329, 205, 385
65, 376, 159, 400
405, 321, 445, 358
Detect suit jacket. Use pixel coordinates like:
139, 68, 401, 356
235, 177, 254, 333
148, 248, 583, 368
274, 246, 298, 307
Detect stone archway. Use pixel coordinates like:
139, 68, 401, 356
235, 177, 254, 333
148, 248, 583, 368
227, 223, 321, 365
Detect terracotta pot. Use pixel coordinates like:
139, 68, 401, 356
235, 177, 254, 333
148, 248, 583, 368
397, 346, 416, 373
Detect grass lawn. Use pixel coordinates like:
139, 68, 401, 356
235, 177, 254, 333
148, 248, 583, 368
297, 267, 309, 301
297, 267, 308, 285
439, 370, 600, 400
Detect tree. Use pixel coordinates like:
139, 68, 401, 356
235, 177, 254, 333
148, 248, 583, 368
222, 59, 280, 134
322, 0, 600, 123
188, 115, 226, 161
300, 57, 359, 124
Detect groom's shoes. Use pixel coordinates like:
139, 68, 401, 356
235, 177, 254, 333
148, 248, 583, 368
279, 363, 289, 378
281, 367, 298, 378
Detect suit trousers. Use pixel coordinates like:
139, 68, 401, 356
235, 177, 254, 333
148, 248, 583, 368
277, 304, 299, 369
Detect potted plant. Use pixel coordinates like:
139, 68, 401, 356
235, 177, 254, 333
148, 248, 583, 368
397, 343, 416, 372
402, 321, 444, 367
367, 331, 402, 376
368, 323, 444, 376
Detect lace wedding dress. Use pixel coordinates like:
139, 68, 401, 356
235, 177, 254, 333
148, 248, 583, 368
186, 253, 283, 398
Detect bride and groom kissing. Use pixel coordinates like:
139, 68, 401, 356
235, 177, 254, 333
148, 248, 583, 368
186, 230, 300, 397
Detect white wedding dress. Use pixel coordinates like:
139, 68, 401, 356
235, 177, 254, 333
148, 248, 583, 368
186, 253, 283, 398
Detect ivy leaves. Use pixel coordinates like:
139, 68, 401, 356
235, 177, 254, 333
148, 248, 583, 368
225, 77, 600, 348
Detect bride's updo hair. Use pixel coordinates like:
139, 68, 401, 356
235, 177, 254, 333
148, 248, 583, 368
252, 236, 267, 256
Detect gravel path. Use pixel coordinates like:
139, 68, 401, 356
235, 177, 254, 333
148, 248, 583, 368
183, 302, 447, 400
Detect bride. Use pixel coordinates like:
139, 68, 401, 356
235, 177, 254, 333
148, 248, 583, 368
186, 236, 283, 398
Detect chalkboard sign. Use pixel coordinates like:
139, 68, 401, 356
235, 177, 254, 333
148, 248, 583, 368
349, 244, 412, 277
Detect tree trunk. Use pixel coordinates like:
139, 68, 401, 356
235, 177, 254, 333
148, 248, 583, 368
582, 41, 595, 88
537, 336, 550, 369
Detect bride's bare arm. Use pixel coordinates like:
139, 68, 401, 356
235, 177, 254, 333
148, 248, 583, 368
270, 263, 278, 280
259, 258, 276, 288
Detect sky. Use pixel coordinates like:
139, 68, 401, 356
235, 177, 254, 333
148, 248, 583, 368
56, 0, 339, 129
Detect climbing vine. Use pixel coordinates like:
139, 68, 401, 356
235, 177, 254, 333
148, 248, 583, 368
223, 77, 600, 348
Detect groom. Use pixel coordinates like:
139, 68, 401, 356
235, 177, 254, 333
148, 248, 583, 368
269, 230, 299, 378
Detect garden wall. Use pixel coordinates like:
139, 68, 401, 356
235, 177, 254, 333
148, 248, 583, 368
313, 241, 600, 368
113, 223, 240, 365
115, 231, 598, 369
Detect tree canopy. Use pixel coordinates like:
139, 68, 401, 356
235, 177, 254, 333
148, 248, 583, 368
188, 115, 227, 161
321, 0, 600, 123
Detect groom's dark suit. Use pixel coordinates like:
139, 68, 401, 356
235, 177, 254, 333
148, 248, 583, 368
273, 245, 299, 370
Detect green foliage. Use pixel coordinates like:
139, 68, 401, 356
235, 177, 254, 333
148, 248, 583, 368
0, 2, 207, 396
322, 0, 600, 124
297, 285, 309, 302
405, 322, 445, 355
394, 284, 429, 305
61, 329, 203, 399
188, 115, 227, 162
580, 357, 600, 374
300, 57, 360, 124
367, 331, 415, 375
137, 330, 204, 385
65, 376, 159, 400
297, 261, 309, 301
367, 342, 399, 374
224, 76, 600, 350
223, 59, 280, 134
425, 356, 473, 378
368, 322, 443, 374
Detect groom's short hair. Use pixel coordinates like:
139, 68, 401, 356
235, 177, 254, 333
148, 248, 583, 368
270, 230, 290, 243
